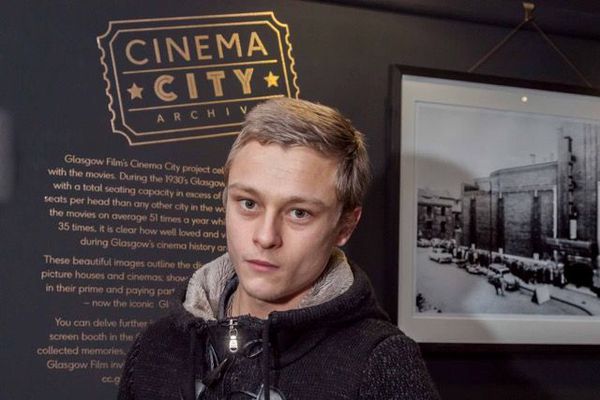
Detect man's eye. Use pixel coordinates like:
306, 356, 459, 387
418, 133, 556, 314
240, 199, 256, 210
290, 209, 309, 219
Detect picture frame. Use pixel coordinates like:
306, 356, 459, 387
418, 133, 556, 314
388, 65, 600, 344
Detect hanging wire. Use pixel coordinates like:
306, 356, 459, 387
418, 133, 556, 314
529, 20, 593, 87
468, 18, 530, 74
468, 2, 593, 88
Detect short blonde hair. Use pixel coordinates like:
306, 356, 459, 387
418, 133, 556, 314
224, 98, 371, 212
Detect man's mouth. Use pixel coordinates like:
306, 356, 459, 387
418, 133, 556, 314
246, 259, 279, 272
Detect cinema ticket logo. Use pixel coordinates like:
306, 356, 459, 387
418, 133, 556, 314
97, 12, 300, 145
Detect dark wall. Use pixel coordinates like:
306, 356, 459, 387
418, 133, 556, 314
2, 1, 599, 399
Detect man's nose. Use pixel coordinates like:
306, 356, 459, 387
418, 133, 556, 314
253, 212, 282, 249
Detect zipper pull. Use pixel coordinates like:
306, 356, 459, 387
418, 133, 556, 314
228, 319, 239, 353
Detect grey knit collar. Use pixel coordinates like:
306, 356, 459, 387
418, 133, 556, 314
182, 248, 354, 320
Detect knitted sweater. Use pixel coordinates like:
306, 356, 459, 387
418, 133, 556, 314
118, 252, 439, 399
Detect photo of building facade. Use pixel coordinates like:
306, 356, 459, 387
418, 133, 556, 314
462, 122, 600, 290
413, 102, 600, 318
417, 188, 461, 241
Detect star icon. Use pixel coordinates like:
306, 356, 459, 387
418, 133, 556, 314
127, 83, 144, 100
264, 71, 280, 88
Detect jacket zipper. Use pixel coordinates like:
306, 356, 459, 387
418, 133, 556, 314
227, 318, 239, 353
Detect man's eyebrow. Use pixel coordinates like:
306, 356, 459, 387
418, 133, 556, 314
227, 183, 258, 195
227, 183, 328, 208
285, 196, 327, 208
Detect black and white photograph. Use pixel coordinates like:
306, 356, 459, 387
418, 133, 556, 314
415, 103, 600, 316
394, 67, 600, 344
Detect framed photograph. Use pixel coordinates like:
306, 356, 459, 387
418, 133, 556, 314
389, 65, 600, 344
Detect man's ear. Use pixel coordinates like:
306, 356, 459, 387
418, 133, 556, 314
336, 207, 362, 247
222, 187, 228, 209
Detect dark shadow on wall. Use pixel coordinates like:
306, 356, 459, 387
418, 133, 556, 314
0, 109, 14, 204
424, 345, 600, 400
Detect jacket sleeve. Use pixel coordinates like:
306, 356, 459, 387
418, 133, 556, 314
357, 335, 440, 399
117, 334, 143, 400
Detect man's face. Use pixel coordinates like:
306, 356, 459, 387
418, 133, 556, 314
225, 141, 358, 311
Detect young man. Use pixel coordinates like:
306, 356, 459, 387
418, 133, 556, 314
118, 98, 439, 399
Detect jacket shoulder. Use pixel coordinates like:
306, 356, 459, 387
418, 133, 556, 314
358, 333, 440, 400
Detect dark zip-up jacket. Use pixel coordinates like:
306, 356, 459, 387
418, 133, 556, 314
118, 258, 439, 399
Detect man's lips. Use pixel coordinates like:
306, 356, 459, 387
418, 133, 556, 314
246, 259, 279, 271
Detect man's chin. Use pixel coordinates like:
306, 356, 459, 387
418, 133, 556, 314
242, 287, 282, 304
